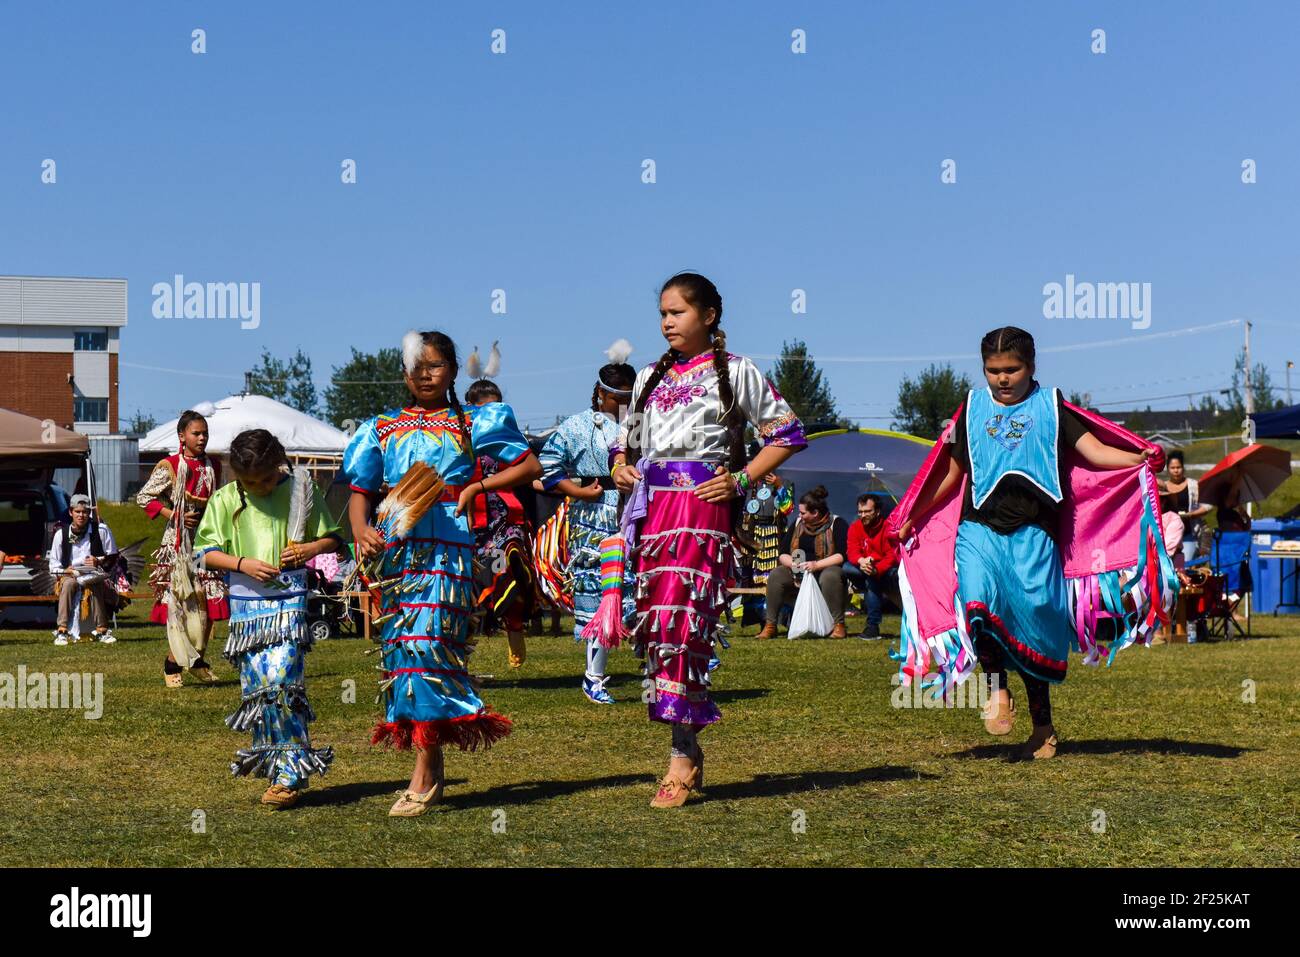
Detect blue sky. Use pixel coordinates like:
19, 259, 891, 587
3, 1, 1298, 430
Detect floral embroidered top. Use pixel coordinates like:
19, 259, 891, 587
613, 351, 807, 463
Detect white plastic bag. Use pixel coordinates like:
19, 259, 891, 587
788, 569, 833, 639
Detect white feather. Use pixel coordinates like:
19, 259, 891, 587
466, 345, 483, 379
401, 330, 425, 375
605, 338, 634, 364
484, 340, 501, 377
286, 467, 312, 543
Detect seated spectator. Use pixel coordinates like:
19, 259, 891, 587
758, 485, 850, 640
1218, 506, 1251, 533
48, 494, 119, 646
1159, 450, 1211, 563
842, 493, 900, 640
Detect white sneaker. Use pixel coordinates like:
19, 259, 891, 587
93, 629, 117, 644
52, 630, 71, 646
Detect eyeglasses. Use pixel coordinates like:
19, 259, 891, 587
412, 361, 450, 375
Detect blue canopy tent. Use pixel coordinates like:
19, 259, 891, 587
1251, 403, 1300, 439
776, 427, 933, 520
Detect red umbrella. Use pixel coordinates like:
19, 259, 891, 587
1196, 444, 1293, 507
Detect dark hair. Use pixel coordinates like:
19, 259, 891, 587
466, 379, 503, 405
406, 331, 473, 463
177, 410, 207, 436
857, 493, 883, 510
627, 272, 745, 473
228, 428, 289, 522
592, 362, 636, 411
980, 326, 1036, 372
800, 485, 830, 516
1166, 449, 1185, 466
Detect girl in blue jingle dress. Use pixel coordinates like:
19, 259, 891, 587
537, 357, 638, 705
344, 330, 542, 817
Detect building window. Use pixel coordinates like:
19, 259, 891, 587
74, 330, 108, 351
74, 398, 108, 423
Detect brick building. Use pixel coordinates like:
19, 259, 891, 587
0, 276, 127, 434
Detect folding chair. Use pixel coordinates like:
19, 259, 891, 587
1186, 531, 1252, 639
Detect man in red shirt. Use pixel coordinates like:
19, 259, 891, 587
844, 494, 900, 639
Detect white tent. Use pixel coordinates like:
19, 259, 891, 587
140, 394, 349, 458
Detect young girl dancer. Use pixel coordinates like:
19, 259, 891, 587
344, 331, 542, 817
465, 378, 539, 670
890, 326, 1177, 759
538, 350, 637, 704
193, 429, 341, 809
611, 273, 807, 807
137, 410, 230, 686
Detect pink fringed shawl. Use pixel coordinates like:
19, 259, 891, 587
887, 396, 1177, 694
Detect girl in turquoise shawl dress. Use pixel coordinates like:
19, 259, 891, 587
895, 327, 1165, 761
344, 330, 542, 817
537, 355, 638, 705
193, 429, 343, 810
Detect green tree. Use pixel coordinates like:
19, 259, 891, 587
245, 349, 318, 415
892, 363, 972, 440
1228, 348, 1276, 417
766, 339, 846, 430
124, 410, 158, 435
323, 347, 409, 428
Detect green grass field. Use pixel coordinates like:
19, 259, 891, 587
2, 597, 1298, 867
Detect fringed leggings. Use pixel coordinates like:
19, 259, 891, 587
974, 631, 1053, 727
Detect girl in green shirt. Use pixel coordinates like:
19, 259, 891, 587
194, 429, 343, 810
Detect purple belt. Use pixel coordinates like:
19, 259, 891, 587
642, 459, 725, 492
621, 460, 724, 548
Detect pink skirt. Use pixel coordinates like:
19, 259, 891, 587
631, 461, 736, 726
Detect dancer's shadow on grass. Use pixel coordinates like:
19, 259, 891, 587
439, 773, 648, 810
711, 688, 770, 704
304, 778, 468, 807
951, 738, 1253, 761
705, 765, 934, 801
477, 673, 643, 692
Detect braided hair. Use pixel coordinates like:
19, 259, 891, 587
979, 326, 1036, 373
591, 362, 635, 411
229, 428, 290, 523
402, 330, 473, 462
627, 272, 746, 474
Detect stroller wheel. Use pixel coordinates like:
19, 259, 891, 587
309, 619, 332, 642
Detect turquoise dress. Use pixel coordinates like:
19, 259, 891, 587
955, 385, 1076, 683
537, 408, 635, 640
342, 402, 530, 751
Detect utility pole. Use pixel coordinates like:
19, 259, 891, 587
1243, 320, 1254, 415
1288, 360, 1294, 405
